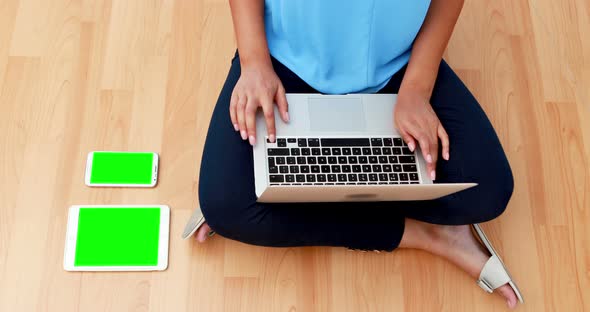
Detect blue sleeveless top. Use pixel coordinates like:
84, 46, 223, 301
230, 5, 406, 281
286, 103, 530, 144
264, 0, 431, 94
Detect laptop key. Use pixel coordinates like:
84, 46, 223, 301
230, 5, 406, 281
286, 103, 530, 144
277, 138, 287, 147
321, 165, 331, 173
389, 173, 399, 181
298, 139, 307, 147
300, 166, 310, 173
371, 138, 383, 146
393, 165, 402, 172
301, 148, 311, 156
286, 175, 295, 182
372, 165, 382, 172
328, 174, 337, 182
290, 166, 299, 173
399, 173, 409, 181
403, 164, 417, 172
312, 148, 321, 155
348, 156, 358, 164
372, 148, 382, 155
399, 156, 416, 163
359, 156, 368, 164
318, 157, 327, 164
311, 165, 320, 173
362, 165, 372, 172
342, 165, 351, 173
337, 174, 347, 182
308, 138, 320, 147
379, 173, 388, 181
306, 174, 316, 182
332, 148, 342, 156
322, 148, 331, 155
342, 148, 352, 155
291, 148, 301, 156
331, 165, 341, 173
362, 148, 372, 155
348, 174, 358, 182
317, 174, 327, 182
320, 138, 370, 147
269, 175, 284, 183
297, 157, 306, 164
328, 157, 337, 164
287, 157, 296, 164
384, 138, 393, 146
287, 138, 296, 143
392, 148, 402, 155
378, 156, 388, 163
383, 165, 392, 172
276, 157, 286, 165
268, 148, 290, 156
359, 174, 368, 181
268, 157, 275, 167
352, 148, 362, 155
369, 156, 378, 163
279, 166, 289, 174
269, 166, 278, 173
352, 165, 361, 173
296, 174, 305, 182
382, 148, 391, 155
393, 138, 403, 146
389, 156, 398, 163
410, 173, 419, 181
307, 157, 317, 164
338, 156, 347, 164
402, 147, 413, 155
369, 174, 378, 181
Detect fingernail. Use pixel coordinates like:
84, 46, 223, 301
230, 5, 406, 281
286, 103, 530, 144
430, 170, 436, 180
233, 123, 239, 131
269, 134, 276, 143
426, 154, 433, 163
408, 141, 415, 152
285, 112, 290, 122
240, 130, 247, 140
444, 152, 450, 160
249, 135, 256, 145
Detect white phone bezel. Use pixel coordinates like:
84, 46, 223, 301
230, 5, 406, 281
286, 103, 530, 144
63, 205, 170, 272
84, 151, 159, 187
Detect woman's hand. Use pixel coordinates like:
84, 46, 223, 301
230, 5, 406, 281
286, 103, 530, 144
394, 87, 449, 180
230, 63, 289, 146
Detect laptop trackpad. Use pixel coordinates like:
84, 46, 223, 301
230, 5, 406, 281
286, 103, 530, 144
308, 98, 366, 132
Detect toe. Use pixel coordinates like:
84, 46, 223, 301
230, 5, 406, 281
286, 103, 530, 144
496, 284, 518, 309
195, 223, 211, 243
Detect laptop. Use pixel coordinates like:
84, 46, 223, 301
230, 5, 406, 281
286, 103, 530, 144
252, 94, 476, 203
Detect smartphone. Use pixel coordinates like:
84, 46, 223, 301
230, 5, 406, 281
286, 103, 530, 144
85, 151, 159, 187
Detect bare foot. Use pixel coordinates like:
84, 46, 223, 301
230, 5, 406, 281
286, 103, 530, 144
400, 219, 519, 309
195, 222, 212, 243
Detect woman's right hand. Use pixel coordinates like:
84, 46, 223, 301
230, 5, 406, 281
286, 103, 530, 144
230, 63, 289, 146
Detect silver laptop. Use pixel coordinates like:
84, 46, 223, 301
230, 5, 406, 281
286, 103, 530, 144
253, 94, 476, 203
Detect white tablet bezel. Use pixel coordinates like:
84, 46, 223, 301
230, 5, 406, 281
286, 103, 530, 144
84, 151, 159, 187
63, 205, 170, 271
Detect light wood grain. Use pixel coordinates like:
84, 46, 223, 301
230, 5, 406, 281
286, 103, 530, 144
0, 0, 588, 311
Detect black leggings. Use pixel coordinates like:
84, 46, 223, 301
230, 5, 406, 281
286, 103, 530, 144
198, 52, 514, 251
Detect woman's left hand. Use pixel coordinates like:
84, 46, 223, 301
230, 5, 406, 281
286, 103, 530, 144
393, 87, 449, 181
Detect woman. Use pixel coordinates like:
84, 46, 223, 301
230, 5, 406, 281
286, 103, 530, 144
197, 0, 523, 308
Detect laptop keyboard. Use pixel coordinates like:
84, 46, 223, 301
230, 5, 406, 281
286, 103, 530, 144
265, 136, 421, 186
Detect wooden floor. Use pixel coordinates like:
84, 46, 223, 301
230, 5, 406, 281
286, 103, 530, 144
0, 0, 588, 311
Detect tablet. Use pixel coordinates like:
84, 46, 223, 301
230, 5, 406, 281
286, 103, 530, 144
64, 205, 169, 271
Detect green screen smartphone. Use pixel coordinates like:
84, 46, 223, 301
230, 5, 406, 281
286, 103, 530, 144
63, 205, 169, 271
85, 151, 158, 187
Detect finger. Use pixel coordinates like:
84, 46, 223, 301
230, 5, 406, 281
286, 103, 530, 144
275, 84, 289, 123
412, 130, 436, 180
229, 92, 239, 131
262, 96, 276, 143
438, 125, 450, 160
245, 97, 258, 145
429, 132, 438, 180
399, 128, 416, 152
237, 95, 248, 140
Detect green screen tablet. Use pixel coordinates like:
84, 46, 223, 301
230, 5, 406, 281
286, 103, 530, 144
85, 151, 159, 187
64, 205, 169, 271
